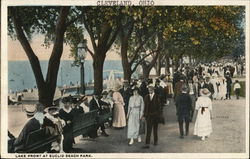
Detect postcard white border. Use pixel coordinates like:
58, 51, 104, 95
1, 0, 249, 158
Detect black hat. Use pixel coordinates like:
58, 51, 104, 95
71, 98, 78, 104
62, 97, 70, 104
44, 106, 59, 114
132, 87, 140, 92
155, 79, 160, 83
102, 91, 108, 95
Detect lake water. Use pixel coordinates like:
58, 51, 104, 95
8, 60, 123, 92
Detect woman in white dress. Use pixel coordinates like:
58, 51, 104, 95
112, 83, 126, 128
218, 76, 227, 100
193, 88, 213, 141
127, 87, 144, 145
211, 74, 220, 100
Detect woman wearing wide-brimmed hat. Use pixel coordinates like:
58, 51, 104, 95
193, 88, 213, 141
59, 97, 74, 152
43, 106, 63, 153
112, 82, 126, 128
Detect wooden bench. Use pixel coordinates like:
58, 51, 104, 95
18, 128, 59, 153
97, 109, 112, 125
72, 110, 98, 137
17, 110, 112, 153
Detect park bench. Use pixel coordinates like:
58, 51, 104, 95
73, 109, 112, 137
16, 110, 112, 153
97, 109, 112, 125
72, 110, 98, 137
17, 128, 59, 153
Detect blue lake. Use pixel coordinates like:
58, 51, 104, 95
8, 60, 123, 92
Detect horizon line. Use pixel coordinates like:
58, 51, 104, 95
8, 59, 121, 61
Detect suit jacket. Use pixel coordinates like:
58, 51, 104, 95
119, 87, 132, 107
175, 93, 192, 117
72, 105, 84, 115
174, 81, 185, 100
89, 98, 109, 111
155, 85, 165, 100
143, 93, 162, 120
14, 118, 40, 151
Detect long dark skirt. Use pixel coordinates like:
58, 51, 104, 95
63, 131, 73, 153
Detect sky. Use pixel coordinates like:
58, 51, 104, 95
8, 34, 121, 61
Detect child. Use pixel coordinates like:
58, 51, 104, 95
233, 80, 241, 99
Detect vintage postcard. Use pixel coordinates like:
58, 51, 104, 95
1, 0, 249, 158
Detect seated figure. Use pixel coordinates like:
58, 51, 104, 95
14, 105, 41, 152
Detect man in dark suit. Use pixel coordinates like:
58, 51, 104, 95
14, 105, 41, 152
142, 85, 162, 149
175, 87, 192, 138
225, 72, 232, 99
89, 93, 110, 137
119, 80, 132, 116
155, 79, 166, 104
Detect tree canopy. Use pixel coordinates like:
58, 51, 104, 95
8, 6, 245, 102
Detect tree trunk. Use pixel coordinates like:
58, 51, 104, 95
188, 54, 191, 65
174, 57, 179, 71
141, 53, 159, 79
93, 53, 106, 95
156, 56, 162, 76
120, 30, 133, 83
142, 63, 151, 79
123, 66, 132, 83
11, 7, 70, 107
165, 55, 170, 74
39, 86, 52, 106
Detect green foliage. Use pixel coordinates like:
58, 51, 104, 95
65, 25, 85, 60
8, 6, 245, 62
8, 6, 60, 47
163, 6, 245, 60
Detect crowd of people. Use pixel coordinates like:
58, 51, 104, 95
8, 62, 243, 153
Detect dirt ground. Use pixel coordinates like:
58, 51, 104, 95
8, 95, 246, 154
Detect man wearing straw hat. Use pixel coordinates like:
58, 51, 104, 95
13, 104, 41, 152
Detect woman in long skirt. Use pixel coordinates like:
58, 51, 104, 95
193, 88, 213, 141
218, 76, 227, 100
59, 97, 74, 152
112, 83, 126, 128
127, 87, 144, 145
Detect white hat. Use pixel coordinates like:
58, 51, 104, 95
25, 105, 37, 116
113, 82, 122, 91
200, 88, 211, 97
205, 74, 211, 78
212, 73, 218, 78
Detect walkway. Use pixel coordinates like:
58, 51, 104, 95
72, 96, 246, 153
